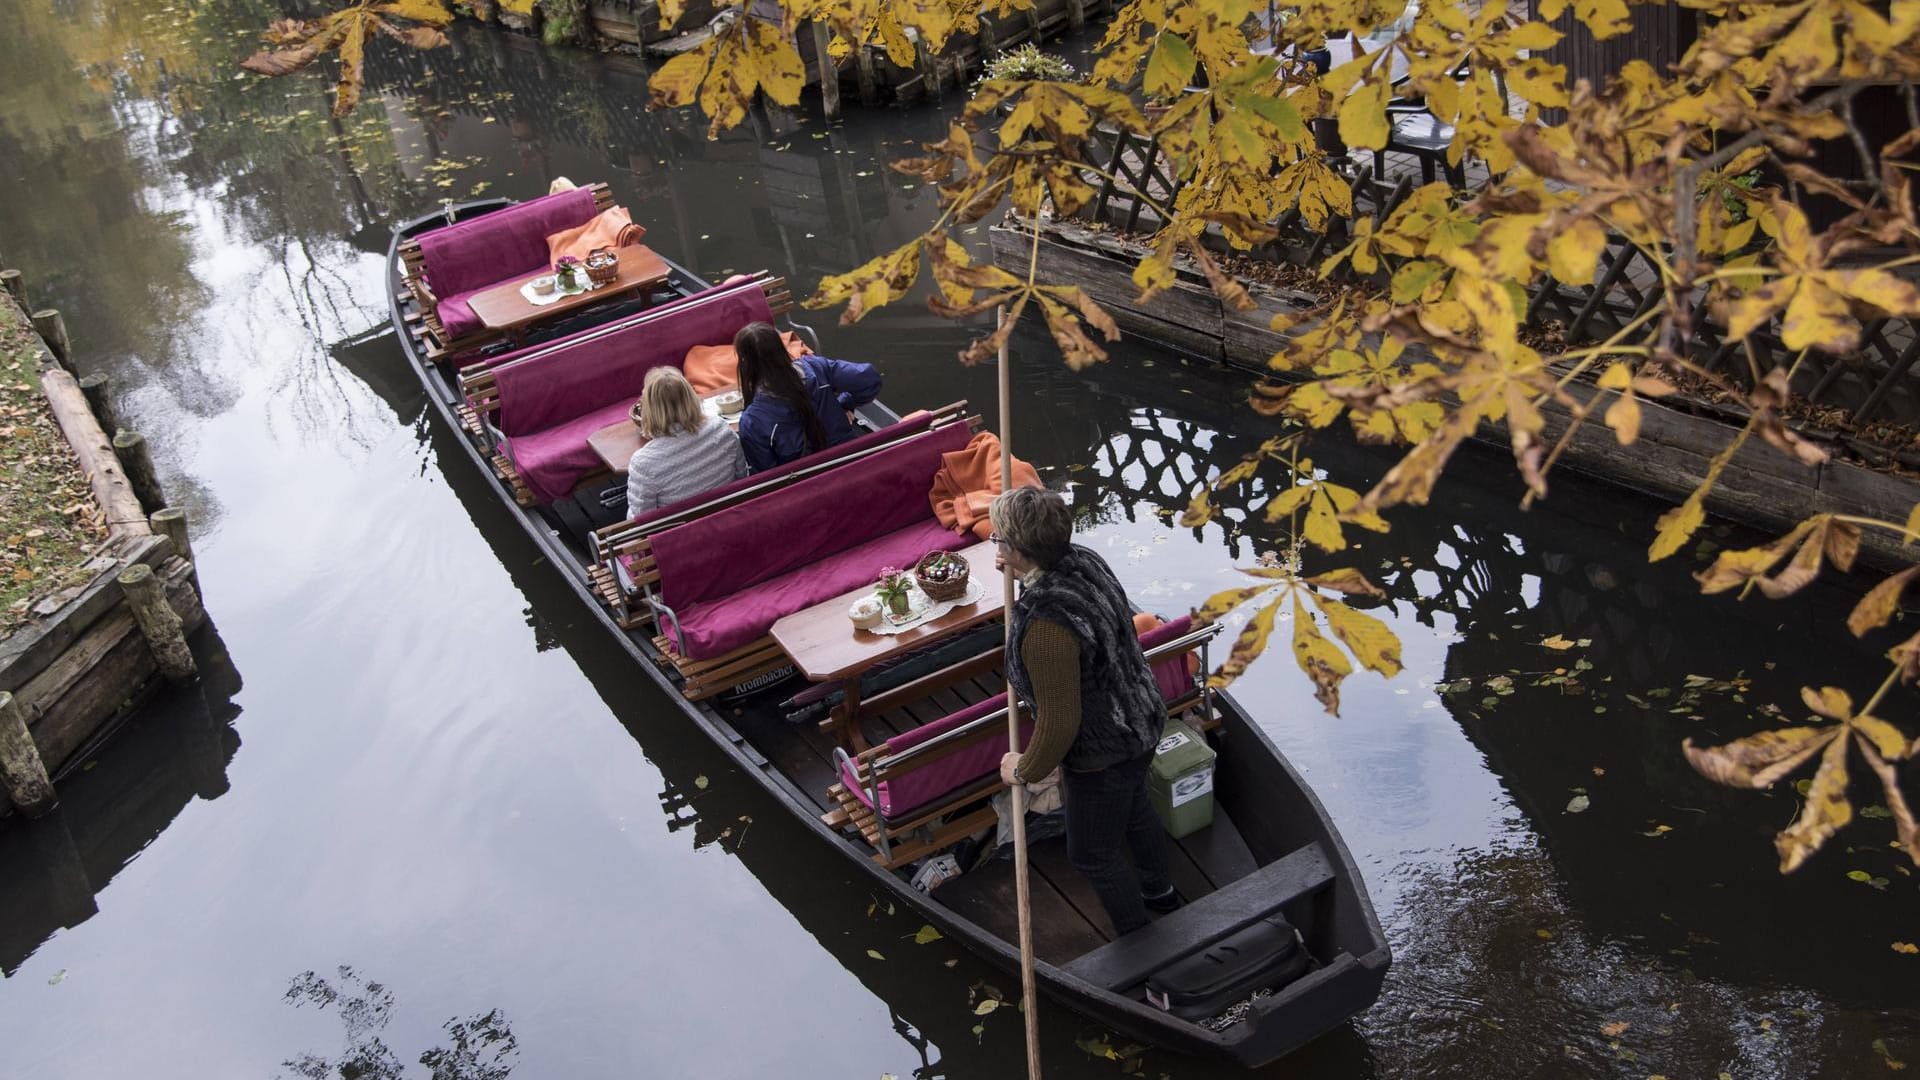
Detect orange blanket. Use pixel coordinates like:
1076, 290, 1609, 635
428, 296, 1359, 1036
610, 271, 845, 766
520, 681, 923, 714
929, 432, 1042, 541
546, 206, 646, 264
683, 332, 811, 395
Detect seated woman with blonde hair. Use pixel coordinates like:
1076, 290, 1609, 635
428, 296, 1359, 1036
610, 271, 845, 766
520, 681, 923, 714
626, 366, 749, 516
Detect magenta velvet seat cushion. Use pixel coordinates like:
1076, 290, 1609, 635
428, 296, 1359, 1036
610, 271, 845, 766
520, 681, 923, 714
437, 289, 486, 341
416, 187, 598, 298
651, 422, 974, 617
479, 279, 778, 503
838, 692, 1038, 820
1138, 615, 1199, 702
671, 518, 970, 660
840, 618, 1200, 821
626, 411, 937, 531
502, 398, 636, 505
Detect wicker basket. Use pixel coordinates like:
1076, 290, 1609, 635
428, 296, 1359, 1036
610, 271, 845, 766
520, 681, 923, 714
914, 551, 971, 602
584, 247, 620, 286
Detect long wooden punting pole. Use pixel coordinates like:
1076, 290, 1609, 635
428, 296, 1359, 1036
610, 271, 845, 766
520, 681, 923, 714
998, 307, 1043, 1079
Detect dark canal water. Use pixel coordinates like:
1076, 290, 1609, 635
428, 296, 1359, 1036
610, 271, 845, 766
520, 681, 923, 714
1, 2, 1914, 1076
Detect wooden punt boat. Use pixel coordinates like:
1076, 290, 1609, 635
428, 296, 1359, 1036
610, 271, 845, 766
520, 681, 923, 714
385, 194, 1390, 1067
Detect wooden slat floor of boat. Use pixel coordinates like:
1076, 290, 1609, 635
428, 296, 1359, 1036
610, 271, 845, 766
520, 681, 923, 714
932, 836, 1112, 965
926, 805, 1260, 968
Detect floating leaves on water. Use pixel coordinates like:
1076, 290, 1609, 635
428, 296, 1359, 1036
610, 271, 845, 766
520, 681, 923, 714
1846, 869, 1890, 890
944, 959, 958, 968
46, 969, 65, 985
866, 949, 885, 960
913, 925, 943, 945
974, 999, 999, 1015
1538, 634, 1587, 651
1601, 1021, 1630, 1037
1642, 824, 1673, 838
1893, 942, 1918, 954
1874, 1038, 1908, 1070
1566, 795, 1591, 814
693, 775, 709, 790
1535, 928, 1554, 939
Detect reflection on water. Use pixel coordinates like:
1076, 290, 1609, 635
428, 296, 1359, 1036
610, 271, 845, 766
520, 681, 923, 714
0, 1, 1915, 1076
0, 630, 242, 977
280, 966, 518, 1080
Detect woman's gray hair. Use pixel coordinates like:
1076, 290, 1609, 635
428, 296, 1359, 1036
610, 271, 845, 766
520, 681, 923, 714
990, 486, 1072, 568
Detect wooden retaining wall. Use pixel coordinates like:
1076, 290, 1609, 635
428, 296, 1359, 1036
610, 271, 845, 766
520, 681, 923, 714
991, 220, 1920, 566
0, 277, 206, 820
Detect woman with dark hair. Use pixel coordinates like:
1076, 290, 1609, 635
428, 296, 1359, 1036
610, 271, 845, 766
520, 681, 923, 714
991, 486, 1179, 935
733, 322, 882, 472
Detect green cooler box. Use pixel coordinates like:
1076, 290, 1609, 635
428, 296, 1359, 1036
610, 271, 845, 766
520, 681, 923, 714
1148, 718, 1216, 838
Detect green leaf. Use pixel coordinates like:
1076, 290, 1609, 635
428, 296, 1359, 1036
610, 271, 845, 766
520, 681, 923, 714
913, 925, 943, 945
1144, 32, 1197, 98
1391, 260, 1446, 302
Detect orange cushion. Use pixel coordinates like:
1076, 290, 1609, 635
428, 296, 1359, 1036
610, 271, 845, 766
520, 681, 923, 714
546, 206, 645, 264
682, 331, 812, 395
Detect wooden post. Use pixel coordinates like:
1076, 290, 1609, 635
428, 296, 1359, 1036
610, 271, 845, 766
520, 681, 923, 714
77, 372, 120, 435
150, 507, 197, 586
117, 564, 196, 683
811, 21, 842, 120
855, 43, 880, 105
1065, 0, 1086, 30
30, 309, 72, 370
996, 307, 1043, 1080
0, 692, 57, 818
112, 430, 167, 514
0, 268, 24, 307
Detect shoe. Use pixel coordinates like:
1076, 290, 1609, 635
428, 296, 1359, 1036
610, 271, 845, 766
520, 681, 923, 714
1144, 887, 1183, 915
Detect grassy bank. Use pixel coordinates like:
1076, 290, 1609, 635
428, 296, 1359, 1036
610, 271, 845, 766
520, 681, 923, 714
1, 298, 106, 632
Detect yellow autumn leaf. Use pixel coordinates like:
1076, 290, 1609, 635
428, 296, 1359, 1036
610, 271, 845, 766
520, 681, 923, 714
1292, 604, 1354, 715
1776, 730, 1853, 872
1316, 595, 1403, 678
1339, 77, 1391, 152
1546, 217, 1606, 286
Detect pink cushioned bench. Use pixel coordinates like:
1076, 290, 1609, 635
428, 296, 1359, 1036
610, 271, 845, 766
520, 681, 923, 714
825, 615, 1220, 868
399, 185, 610, 360
589, 406, 979, 627
458, 276, 780, 504
642, 422, 979, 699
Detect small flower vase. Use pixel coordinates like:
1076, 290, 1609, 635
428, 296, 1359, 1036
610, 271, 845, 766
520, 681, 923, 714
557, 265, 583, 292
887, 591, 910, 616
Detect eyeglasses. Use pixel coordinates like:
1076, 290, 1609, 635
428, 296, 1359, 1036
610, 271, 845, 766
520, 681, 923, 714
988, 533, 1009, 547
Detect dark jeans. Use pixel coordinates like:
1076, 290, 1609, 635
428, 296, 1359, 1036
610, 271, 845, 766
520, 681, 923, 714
1063, 751, 1172, 936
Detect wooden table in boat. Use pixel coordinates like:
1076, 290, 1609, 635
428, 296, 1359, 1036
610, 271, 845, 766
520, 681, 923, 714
586, 389, 741, 473
770, 541, 1004, 752
465, 244, 671, 345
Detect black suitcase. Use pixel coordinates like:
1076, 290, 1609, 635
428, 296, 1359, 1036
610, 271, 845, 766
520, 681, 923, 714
1142, 915, 1313, 1020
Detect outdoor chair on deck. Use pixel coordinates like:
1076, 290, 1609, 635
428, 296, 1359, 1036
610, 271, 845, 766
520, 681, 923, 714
398, 184, 613, 362
823, 618, 1222, 869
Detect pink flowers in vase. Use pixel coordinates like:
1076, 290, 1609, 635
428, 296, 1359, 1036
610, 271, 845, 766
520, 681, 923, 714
874, 567, 913, 616
554, 255, 584, 291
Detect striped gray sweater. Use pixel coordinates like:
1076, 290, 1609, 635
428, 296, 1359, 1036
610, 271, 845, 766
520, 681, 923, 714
625, 416, 750, 516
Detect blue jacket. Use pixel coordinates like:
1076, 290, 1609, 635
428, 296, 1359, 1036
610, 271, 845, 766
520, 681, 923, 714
738, 355, 882, 472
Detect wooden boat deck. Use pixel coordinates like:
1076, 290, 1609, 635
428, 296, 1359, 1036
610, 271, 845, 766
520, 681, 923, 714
726, 670, 1259, 968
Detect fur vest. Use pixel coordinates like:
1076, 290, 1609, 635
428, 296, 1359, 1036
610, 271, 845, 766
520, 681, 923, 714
1006, 544, 1162, 772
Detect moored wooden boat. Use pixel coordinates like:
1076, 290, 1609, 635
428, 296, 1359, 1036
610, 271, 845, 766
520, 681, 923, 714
384, 192, 1391, 1067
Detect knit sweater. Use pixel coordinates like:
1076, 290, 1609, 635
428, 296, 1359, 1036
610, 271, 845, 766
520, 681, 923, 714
1006, 545, 1162, 776
625, 415, 749, 516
